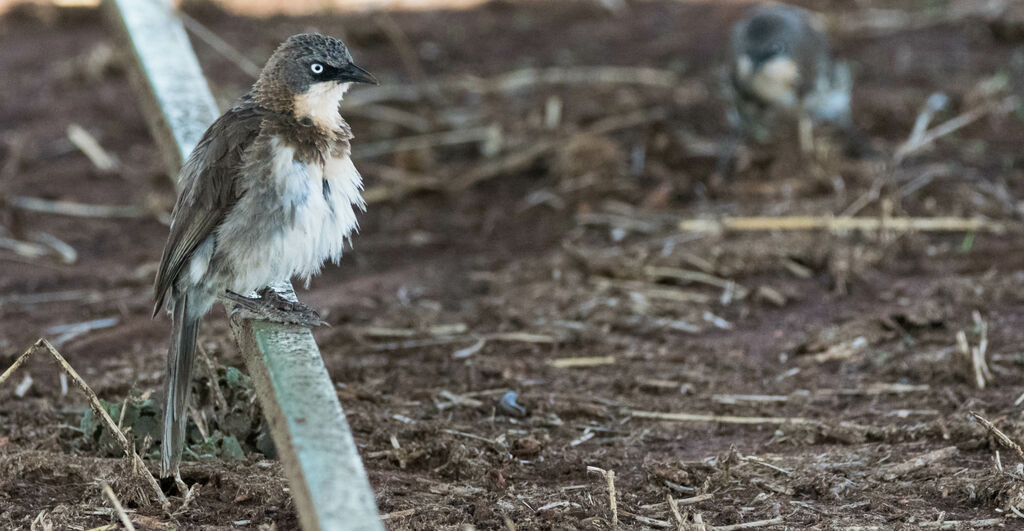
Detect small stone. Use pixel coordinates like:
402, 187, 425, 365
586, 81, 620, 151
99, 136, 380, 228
498, 391, 527, 417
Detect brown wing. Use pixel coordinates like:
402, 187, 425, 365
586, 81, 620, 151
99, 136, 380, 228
153, 98, 265, 315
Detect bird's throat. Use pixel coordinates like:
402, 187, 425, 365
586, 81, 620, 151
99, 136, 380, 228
749, 57, 799, 108
293, 82, 351, 131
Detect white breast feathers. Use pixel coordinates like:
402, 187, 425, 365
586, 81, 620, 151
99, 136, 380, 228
276, 145, 364, 285
217, 137, 364, 294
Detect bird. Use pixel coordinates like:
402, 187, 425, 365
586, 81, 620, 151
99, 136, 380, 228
720, 3, 860, 174
152, 33, 378, 479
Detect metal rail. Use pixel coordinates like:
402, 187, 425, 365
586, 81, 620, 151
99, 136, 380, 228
103, 1, 383, 529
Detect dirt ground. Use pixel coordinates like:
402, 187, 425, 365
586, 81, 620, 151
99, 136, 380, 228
2, 0, 1024, 529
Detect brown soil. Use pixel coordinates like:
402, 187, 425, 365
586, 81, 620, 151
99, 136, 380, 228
3, 0, 1024, 529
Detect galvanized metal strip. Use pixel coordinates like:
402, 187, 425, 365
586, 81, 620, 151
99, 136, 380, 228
104, 0, 218, 171
233, 315, 382, 531
103, 1, 382, 529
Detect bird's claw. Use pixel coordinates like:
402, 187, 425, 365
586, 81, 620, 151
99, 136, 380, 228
223, 289, 328, 327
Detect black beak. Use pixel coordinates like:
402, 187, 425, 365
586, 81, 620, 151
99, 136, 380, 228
337, 63, 379, 85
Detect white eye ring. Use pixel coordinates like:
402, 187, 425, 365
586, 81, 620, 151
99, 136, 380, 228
310, 63, 324, 74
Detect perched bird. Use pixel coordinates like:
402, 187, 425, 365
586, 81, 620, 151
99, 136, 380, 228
152, 33, 377, 478
721, 3, 858, 171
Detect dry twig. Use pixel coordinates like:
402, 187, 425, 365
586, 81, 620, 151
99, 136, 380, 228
176, 10, 261, 78
31, 232, 77, 264
0, 339, 169, 510
970, 411, 1024, 464
0, 236, 51, 261
441, 429, 501, 446
667, 494, 685, 530
620, 509, 671, 528
355, 323, 468, 338
712, 394, 788, 405
549, 356, 616, 368
437, 390, 484, 409
45, 317, 119, 347
0, 230, 77, 264
67, 124, 118, 172
380, 508, 417, 521
595, 277, 711, 303
957, 314, 993, 389
587, 466, 618, 528
644, 266, 749, 298
677, 493, 714, 506
100, 481, 137, 531
817, 383, 930, 396
7, 195, 146, 218
879, 446, 958, 481
0, 287, 134, 307
714, 518, 785, 530
894, 95, 1017, 162
487, 332, 559, 343
918, 518, 1002, 529
678, 216, 1008, 234
452, 338, 486, 359
901, 93, 949, 151
629, 410, 817, 426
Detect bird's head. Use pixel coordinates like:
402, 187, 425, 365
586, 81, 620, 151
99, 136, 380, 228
255, 33, 378, 128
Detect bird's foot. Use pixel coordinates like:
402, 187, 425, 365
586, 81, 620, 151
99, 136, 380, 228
255, 287, 329, 326
223, 288, 328, 327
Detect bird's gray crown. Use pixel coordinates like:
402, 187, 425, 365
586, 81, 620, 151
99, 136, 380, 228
733, 5, 809, 64
258, 33, 354, 94
253, 32, 381, 115
280, 33, 355, 67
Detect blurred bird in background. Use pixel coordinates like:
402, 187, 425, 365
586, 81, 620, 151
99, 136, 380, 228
720, 3, 865, 175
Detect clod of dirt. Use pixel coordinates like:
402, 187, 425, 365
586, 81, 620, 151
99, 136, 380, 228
512, 436, 543, 457
554, 133, 629, 196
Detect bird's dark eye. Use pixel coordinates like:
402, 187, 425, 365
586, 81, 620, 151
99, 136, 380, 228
770, 42, 786, 55
310, 63, 324, 75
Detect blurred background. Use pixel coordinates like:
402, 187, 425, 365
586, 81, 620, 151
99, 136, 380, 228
2, 0, 1024, 528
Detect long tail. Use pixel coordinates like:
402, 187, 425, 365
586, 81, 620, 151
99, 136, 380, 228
161, 290, 200, 478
